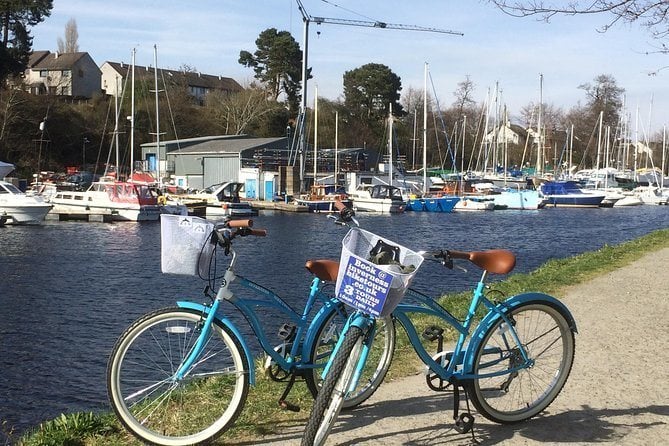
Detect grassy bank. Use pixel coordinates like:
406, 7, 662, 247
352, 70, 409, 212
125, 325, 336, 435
13, 228, 669, 446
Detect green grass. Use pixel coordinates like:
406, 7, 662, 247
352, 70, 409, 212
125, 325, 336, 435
11, 228, 669, 445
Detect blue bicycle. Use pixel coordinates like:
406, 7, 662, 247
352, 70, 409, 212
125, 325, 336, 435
106, 216, 394, 445
302, 214, 577, 445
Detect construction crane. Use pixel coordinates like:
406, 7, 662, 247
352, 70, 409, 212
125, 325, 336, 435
291, 0, 463, 188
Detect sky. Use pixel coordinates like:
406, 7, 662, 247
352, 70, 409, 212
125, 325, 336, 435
31, 0, 669, 135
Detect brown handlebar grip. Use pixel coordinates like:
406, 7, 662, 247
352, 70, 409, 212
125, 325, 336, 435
447, 250, 471, 260
228, 219, 253, 228
249, 229, 267, 237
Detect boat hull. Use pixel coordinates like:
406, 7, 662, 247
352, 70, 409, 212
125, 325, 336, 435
0, 203, 53, 224
541, 195, 604, 207
407, 196, 459, 212
294, 198, 352, 213
351, 198, 405, 213
492, 190, 545, 210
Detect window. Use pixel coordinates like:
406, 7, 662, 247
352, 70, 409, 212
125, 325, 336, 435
62, 70, 70, 77
40, 70, 48, 77
78, 69, 84, 77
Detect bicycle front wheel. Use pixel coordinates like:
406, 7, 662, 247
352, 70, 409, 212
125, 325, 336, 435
107, 307, 250, 446
306, 305, 395, 408
469, 301, 575, 423
302, 325, 366, 446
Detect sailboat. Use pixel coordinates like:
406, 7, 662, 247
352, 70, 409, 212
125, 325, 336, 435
49, 49, 161, 221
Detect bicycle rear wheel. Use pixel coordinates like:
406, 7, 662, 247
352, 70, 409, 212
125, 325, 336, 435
306, 305, 395, 408
107, 307, 250, 445
469, 301, 575, 423
302, 325, 366, 446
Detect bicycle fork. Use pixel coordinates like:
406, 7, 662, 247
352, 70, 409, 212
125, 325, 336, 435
321, 313, 377, 396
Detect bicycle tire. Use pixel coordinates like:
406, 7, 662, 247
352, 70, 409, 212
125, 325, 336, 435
302, 325, 365, 446
468, 301, 575, 423
305, 305, 395, 408
107, 307, 250, 446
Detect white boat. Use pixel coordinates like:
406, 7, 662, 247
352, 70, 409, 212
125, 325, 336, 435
49, 178, 161, 221
181, 182, 257, 217
0, 180, 53, 224
613, 194, 643, 207
348, 184, 406, 213
632, 186, 669, 205
454, 196, 495, 211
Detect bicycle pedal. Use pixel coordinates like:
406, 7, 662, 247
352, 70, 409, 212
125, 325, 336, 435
277, 323, 296, 341
422, 325, 444, 342
454, 413, 474, 434
279, 399, 300, 412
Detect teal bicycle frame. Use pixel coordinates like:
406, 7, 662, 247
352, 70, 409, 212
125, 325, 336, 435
324, 268, 576, 391
173, 247, 347, 386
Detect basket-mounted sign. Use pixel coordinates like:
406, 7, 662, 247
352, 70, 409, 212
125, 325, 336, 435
335, 228, 424, 317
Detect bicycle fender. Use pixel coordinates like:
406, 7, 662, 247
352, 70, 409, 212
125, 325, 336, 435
176, 301, 256, 385
462, 292, 577, 375
302, 299, 343, 355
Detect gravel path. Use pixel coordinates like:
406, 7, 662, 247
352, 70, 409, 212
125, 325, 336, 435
252, 247, 669, 445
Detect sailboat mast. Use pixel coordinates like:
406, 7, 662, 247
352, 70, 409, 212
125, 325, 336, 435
335, 110, 339, 187
154, 45, 161, 184
129, 48, 136, 180
422, 62, 428, 195
114, 75, 120, 173
313, 85, 318, 183
389, 102, 393, 187
536, 74, 543, 176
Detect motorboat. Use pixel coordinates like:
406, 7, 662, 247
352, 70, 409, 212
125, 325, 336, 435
540, 181, 606, 208
348, 184, 406, 213
0, 180, 53, 224
49, 177, 161, 221
181, 182, 257, 217
294, 184, 352, 213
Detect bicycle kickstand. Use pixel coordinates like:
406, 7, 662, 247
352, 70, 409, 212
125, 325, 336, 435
278, 373, 300, 412
451, 381, 478, 443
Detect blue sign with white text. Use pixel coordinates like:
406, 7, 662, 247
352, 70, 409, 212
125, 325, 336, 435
337, 256, 393, 316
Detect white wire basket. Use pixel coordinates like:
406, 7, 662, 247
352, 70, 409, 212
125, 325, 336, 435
160, 214, 215, 276
335, 227, 424, 317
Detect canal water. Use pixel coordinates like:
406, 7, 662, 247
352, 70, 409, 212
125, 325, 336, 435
1, 206, 668, 437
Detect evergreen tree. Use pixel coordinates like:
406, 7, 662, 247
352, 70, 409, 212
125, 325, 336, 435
0, 0, 53, 84
238, 28, 309, 115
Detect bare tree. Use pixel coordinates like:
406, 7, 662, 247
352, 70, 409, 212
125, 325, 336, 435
204, 85, 282, 135
487, 1, 669, 52
57, 18, 79, 53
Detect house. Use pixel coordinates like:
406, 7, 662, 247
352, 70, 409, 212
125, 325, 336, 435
22, 51, 102, 98
100, 61, 243, 104
484, 122, 527, 146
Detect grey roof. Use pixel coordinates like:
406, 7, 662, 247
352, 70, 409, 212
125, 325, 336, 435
166, 137, 287, 155
104, 61, 243, 93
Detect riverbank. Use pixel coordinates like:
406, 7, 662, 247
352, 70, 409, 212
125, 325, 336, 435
255, 246, 669, 445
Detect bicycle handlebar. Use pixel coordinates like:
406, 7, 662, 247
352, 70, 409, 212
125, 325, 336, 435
430, 249, 516, 275
212, 218, 267, 254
